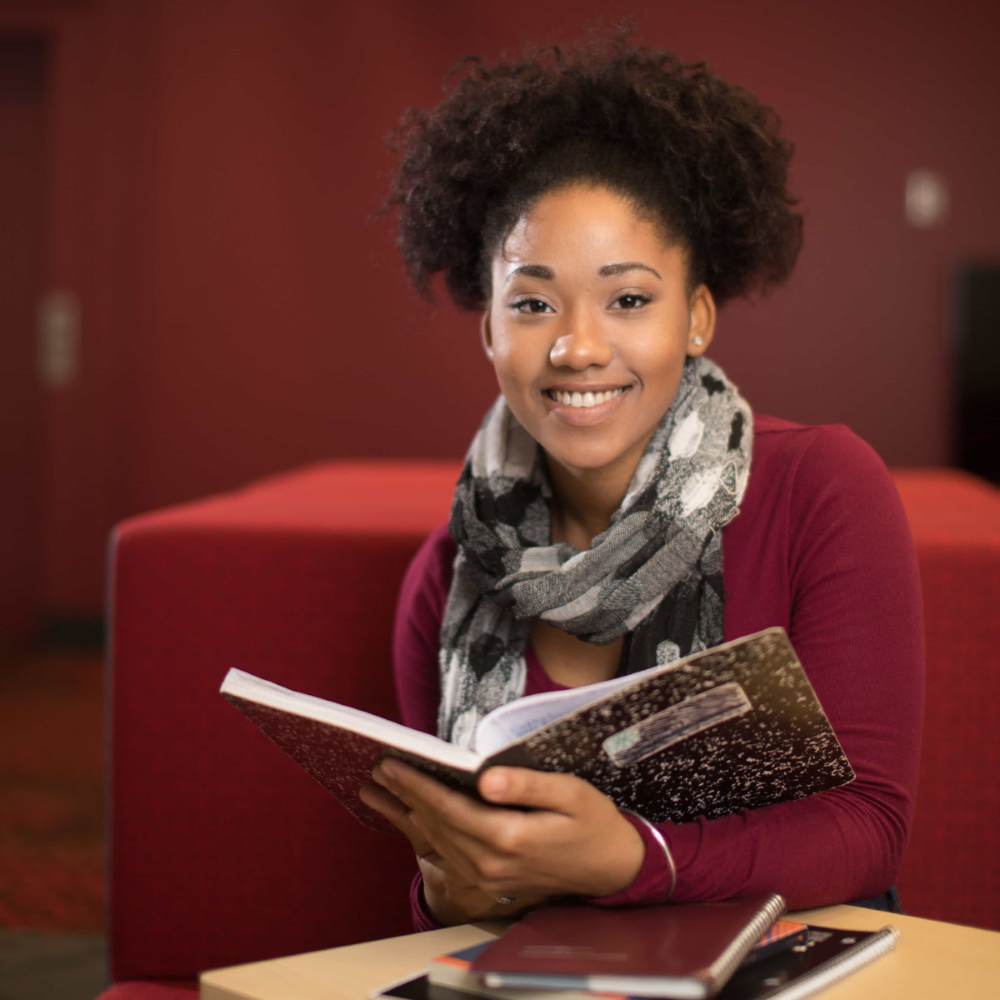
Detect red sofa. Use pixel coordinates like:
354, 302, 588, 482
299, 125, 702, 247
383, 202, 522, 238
100, 462, 1000, 998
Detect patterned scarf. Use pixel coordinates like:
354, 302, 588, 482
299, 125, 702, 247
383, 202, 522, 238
438, 356, 753, 749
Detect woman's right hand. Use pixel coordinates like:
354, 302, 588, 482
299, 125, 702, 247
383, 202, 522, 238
359, 779, 549, 924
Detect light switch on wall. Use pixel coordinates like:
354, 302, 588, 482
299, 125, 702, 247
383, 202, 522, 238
905, 169, 949, 228
37, 290, 80, 388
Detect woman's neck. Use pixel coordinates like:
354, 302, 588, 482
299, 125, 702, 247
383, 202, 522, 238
546, 452, 641, 550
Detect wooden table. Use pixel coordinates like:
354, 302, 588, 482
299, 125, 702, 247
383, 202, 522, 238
200, 905, 1000, 1000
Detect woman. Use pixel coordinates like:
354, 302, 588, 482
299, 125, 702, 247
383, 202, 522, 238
359, 37, 923, 929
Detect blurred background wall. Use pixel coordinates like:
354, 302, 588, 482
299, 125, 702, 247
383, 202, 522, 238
1, 0, 998, 636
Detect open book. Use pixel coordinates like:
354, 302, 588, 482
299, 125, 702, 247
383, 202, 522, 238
221, 627, 854, 834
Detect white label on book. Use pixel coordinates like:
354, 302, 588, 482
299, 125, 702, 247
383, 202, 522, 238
602, 683, 753, 767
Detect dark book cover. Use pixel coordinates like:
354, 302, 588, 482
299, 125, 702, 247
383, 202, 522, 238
470, 895, 786, 998
222, 628, 854, 833
515, 628, 854, 824
429, 918, 807, 990
223, 697, 483, 835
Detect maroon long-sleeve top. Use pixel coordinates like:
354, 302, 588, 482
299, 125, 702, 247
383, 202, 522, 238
393, 416, 924, 929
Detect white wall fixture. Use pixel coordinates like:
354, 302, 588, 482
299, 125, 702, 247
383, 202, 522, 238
37, 289, 80, 388
905, 168, 949, 228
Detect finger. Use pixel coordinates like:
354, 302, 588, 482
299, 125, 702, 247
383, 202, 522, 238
371, 763, 522, 879
477, 767, 598, 815
370, 769, 492, 862
358, 782, 438, 855
374, 758, 488, 820
359, 780, 409, 823
362, 772, 524, 895
374, 760, 559, 869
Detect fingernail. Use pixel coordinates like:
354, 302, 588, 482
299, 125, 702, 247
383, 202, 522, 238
380, 758, 399, 780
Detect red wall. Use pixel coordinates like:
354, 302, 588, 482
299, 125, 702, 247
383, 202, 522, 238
4, 0, 999, 614
0, 37, 46, 641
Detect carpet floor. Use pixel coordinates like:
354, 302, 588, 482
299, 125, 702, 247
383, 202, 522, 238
0, 648, 107, 998
0, 930, 106, 1000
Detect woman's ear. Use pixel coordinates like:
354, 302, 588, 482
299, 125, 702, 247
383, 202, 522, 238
686, 284, 717, 357
480, 308, 495, 362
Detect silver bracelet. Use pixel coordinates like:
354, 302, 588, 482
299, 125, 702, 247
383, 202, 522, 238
621, 809, 677, 901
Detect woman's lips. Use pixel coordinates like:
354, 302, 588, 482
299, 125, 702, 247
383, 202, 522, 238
543, 385, 632, 426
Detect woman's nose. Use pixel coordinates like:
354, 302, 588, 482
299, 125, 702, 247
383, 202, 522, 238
549, 314, 614, 369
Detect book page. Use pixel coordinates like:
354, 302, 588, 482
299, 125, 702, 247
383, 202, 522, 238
474, 661, 668, 757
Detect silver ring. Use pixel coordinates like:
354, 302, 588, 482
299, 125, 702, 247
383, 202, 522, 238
495, 896, 516, 904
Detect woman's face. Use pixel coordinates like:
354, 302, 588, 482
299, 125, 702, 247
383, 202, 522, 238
483, 184, 716, 483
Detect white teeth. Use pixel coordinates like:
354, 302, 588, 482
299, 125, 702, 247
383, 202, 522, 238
552, 388, 624, 408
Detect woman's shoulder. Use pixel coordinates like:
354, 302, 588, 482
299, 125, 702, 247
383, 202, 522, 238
397, 523, 457, 627
724, 413, 917, 643
412, 523, 457, 577
751, 413, 894, 495
741, 413, 908, 558
753, 412, 877, 452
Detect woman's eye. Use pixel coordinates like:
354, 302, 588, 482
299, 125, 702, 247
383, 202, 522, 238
610, 293, 651, 310
512, 298, 553, 314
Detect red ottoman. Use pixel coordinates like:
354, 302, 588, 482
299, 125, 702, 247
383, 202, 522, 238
106, 462, 460, 987
891, 470, 1000, 931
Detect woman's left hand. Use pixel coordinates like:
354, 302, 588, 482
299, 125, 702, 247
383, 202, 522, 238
366, 758, 645, 904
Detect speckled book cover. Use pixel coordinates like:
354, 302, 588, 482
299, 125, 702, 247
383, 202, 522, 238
513, 628, 854, 824
222, 627, 854, 833
221, 695, 486, 834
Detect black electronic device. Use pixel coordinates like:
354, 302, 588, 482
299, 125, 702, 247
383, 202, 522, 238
954, 265, 1000, 484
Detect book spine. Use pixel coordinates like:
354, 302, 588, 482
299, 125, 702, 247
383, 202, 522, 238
767, 926, 899, 1000
706, 893, 787, 992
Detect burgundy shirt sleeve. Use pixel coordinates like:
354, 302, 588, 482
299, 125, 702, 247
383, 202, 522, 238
595, 426, 924, 911
393, 527, 455, 929
393, 524, 455, 736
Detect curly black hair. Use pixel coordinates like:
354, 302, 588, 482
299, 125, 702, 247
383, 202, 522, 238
386, 34, 802, 310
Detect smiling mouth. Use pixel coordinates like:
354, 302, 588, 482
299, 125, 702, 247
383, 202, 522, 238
545, 387, 627, 409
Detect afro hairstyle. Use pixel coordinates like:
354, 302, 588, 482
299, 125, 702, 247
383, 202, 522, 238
385, 33, 803, 310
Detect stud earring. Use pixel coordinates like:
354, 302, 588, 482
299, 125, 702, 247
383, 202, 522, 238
692, 336, 704, 347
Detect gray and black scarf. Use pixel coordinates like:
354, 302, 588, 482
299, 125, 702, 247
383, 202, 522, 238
438, 356, 753, 749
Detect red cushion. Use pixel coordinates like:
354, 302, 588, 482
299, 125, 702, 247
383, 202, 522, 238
892, 468, 1000, 543
96, 982, 197, 1000
892, 469, 1000, 930
108, 463, 460, 980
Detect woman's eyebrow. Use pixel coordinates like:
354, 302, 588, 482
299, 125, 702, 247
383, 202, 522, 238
505, 262, 662, 283
598, 262, 662, 280
505, 264, 555, 283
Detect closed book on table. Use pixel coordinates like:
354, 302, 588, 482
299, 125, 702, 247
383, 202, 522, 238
471, 894, 786, 999
423, 921, 807, 1000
